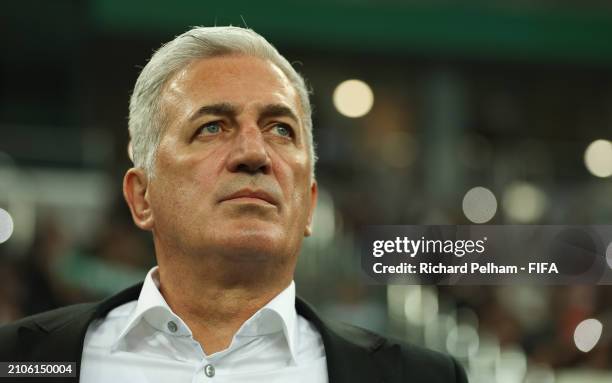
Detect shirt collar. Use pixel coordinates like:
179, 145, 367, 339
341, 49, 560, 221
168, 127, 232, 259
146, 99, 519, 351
111, 267, 189, 353
234, 276, 299, 362
111, 266, 299, 363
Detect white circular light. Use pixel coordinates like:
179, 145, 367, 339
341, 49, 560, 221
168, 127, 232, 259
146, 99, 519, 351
573, 318, 603, 352
0, 208, 14, 244
333, 79, 374, 118
502, 182, 547, 223
584, 139, 612, 178
462, 187, 497, 224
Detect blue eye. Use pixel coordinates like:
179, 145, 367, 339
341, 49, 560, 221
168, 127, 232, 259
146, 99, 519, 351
200, 122, 221, 135
273, 124, 292, 137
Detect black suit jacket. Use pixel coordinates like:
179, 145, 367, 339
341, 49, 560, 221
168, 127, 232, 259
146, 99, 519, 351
0, 283, 467, 382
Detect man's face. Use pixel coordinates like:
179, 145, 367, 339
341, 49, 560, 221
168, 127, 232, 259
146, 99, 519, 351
142, 54, 317, 264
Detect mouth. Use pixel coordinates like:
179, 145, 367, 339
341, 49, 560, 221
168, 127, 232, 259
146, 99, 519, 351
220, 189, 278, 206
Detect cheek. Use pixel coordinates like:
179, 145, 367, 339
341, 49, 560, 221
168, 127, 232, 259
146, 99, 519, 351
271, 150, 312, 206
159, 138, 227, 180
153, 145, 225, 211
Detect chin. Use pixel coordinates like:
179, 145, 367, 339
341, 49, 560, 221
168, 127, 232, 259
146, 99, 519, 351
214, 223, 288, 262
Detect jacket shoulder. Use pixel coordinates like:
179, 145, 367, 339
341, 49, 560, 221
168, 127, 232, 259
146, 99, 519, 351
0, 283, 142, 362
296, 297, 467, 382
1, 303, 98, 333
332, 321, 467, 383
0, 303, 97, 357
394, 335, 467, 382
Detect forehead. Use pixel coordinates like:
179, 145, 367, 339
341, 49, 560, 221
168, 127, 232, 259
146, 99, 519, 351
161, 54, 302, 120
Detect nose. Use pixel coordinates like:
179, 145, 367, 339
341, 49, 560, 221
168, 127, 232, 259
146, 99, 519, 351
226, 125, 271, 174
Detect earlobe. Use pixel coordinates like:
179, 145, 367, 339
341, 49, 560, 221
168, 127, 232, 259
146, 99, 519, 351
123, 168, 154, 230
304, 181, 318, 237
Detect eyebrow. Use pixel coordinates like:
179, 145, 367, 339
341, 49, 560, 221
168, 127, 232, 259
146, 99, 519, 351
188, 103, 240, 122
257, 104, 300, 125
188, 103, 300, 125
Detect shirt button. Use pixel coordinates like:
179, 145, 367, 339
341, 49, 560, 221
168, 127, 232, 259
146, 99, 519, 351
167, 321, 178, 333
204, 364, 215, 377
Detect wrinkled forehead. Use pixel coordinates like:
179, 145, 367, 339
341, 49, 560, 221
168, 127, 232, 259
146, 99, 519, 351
159, 54, 304, 125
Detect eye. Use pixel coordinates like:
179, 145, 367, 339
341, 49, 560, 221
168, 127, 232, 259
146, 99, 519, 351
197, 121, 222, 136
271, 123, 293, 138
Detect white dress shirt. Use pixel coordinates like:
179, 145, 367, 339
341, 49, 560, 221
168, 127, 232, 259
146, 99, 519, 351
80, 267, 328, 382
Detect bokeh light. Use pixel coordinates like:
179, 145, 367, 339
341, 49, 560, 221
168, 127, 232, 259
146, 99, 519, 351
496, 346, 528, 383
524, 366, 555, 383
446, 324, 479, 359
573, 318, 603, 352
462, 187, 497, 224
584, 139, 612, 178
0, 207, 14, 244
333, 79, 374, 118
502, 182, 547, 223
403, 285, 439, 325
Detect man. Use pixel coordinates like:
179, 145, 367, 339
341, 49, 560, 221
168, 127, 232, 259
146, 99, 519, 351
0, 27, 467, 382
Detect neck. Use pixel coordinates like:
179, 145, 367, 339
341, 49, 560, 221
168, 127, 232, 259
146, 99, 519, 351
155, 250, 295, 355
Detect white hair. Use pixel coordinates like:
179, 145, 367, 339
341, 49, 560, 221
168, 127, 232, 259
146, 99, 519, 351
128, 26, 315, 177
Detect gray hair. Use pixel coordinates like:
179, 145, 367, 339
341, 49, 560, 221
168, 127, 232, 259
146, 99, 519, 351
128, 26, 315, 178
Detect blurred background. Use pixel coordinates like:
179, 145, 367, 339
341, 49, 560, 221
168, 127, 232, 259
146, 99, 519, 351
2, 1, 612, 381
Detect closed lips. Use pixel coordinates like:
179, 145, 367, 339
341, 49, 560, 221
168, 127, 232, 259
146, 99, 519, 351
221, 190, 277, 205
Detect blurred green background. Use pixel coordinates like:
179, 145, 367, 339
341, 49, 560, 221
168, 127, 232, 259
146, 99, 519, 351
2, 1, 612, 382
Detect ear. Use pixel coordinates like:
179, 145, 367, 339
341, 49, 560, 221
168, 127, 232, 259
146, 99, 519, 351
123, 168, 154, 230
303, 181, 318, 237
